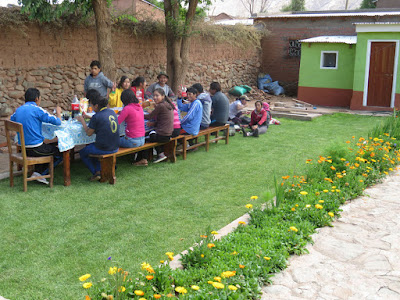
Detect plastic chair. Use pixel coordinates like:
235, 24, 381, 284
5, 120, 54, 192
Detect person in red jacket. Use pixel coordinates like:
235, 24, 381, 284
241, 100, 270, 137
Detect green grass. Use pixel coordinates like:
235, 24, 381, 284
0, 113, 385, 299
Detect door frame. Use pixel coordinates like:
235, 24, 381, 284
363, 39, 399, 107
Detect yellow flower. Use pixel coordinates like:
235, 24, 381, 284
318, 200, 324, 203
239, 264, 245, 269
300, 191, 308, 195
134, 290, 145, 296
221, 271, 236, 278
315, 192, 320, 196
291, 207, 296, 211
211, 231, 218, 235
263, 256, 271, 261
305, 204, 311, 208
328, 212, 334, 217
200, 254, 204, 258
231, 251, 238, 255
323, 189, 329, 193
208, 281, 214, 284
228, 285, 238, 291
191, 285, 200, 291
207, 243, 215, 248
146, 275, 154, 280
245, 204, 253, 209
212, 282, 225, 289
83, 282, 92, 289
214, 276, 222, 282
154, 295, 161, 299
165, 252, 174, 261
160, 260, 165, 264
250, 195, 258, 200
108, 267, 117, 275
79, 274, 91, 282
340, 158, 346, 161
336, 189, 340, 193
119, 286, 126, 292
289, 226, 298, 232
315, 204, 323, 209
238, 221, 246, 225
175, 286, 187, 294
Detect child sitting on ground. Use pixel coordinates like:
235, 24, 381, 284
10, 88, 62, 183
76, 90, 120, 181
241, 100, 270, 137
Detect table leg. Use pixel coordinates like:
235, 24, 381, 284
63, 150, 71, 186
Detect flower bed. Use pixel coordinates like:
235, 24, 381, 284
80, 113, 400, 299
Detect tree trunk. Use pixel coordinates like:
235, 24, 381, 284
164, 0, 198, 93
92, 0, 116, 82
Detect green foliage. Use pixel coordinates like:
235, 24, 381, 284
359, 0, 377, 9
281, 0, 306, 12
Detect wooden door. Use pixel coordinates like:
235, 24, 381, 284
367, 42, 396, 107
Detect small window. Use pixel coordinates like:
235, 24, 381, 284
320, 51, 338, 69
288, 39, 301, 57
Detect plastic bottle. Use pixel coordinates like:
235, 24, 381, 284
181, 85, 187, 99
71, 95, 79, 119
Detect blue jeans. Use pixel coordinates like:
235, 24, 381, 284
80, 143, 118, 175
119, 136, 145, 148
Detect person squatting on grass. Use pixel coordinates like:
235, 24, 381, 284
241, 100, 270, 137
76, 90, 120, 181
229, 95, 250, 125
178, 87, 203, 136
134, 88, 175, 166
84, 60, 114, 99
117, 89, 145, 149
10, 88, 63, 182
192, 83, 212, 130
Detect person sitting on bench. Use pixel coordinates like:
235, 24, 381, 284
177, 87, 203, 136
209, 82, 229, 127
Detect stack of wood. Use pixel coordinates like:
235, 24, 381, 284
247, 87, 273, 102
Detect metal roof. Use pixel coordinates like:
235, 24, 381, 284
300, 36, 357, 44
214, 19, 254, 25
255, 11, 400, 19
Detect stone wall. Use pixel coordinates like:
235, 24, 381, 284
0, 23, 260, 118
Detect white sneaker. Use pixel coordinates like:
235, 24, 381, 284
30, 172, 49, 185
153, 153, 167, 163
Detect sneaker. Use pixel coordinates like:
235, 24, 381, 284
253, 128, 259, 137
133, 158, 148, 166
153, 153, 167, 164
89, 171, 101, 182
30, 172, 49, 185
241, 127, 248, 137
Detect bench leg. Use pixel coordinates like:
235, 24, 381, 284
99, 156, 116, 184
164, 139, 177, 163
205, 133, 210, 152
182, 138, 188, 160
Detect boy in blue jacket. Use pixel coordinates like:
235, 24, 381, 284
177, 87, 203, 136
10, 88, 62, 182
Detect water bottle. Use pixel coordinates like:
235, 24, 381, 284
71, 95, 79, 119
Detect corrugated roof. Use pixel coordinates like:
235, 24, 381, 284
300, 36, 357, 44
255, 11, 400, 19
354, 22, 400, 25
214, 19, 253, 25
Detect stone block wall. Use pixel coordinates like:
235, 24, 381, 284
0, 23, 260, 119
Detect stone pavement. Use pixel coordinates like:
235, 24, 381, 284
262, 169, 400, 300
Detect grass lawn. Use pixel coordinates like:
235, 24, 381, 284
0, 113, 385, 299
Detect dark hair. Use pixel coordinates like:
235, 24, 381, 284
25, 88, 40, 103
121, 89, 139, 106
117, 76, 129, 89
90, 60, 101, 69
91, 96, 108, 109
255, 100, 263, 109
192, 83, 203, 93
86, 89, 101, 104
209, 82, 221, 92
187, 87, 198, 95
131, 76, 145, 87
154, 88, 175, 110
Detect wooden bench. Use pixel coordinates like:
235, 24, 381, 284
90, 137, 179, 184
177, 124, 230, 160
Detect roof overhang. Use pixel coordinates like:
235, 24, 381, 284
355, 22, 400, 33
300, 36, 357, 44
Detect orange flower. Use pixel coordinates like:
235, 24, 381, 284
207, 243, 215, 248
146, 275, 154, 280
239, 264, 245, 269
154, 295, 162, 299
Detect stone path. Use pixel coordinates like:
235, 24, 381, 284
262, 170, 400, 300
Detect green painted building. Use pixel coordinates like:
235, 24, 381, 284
298, 23, 400, 111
